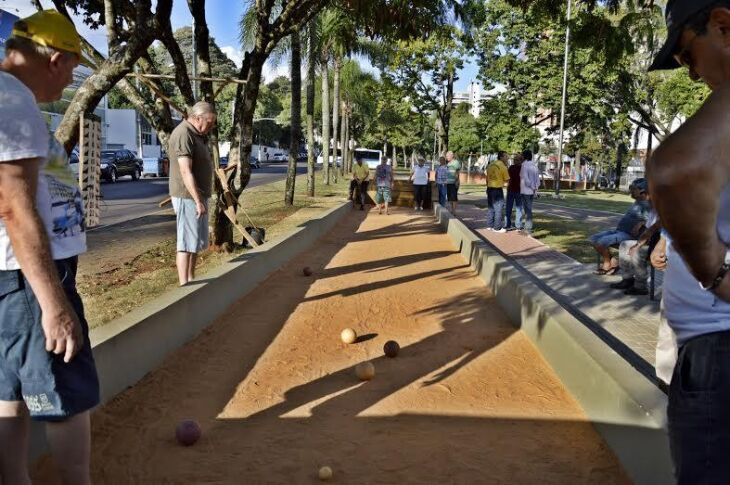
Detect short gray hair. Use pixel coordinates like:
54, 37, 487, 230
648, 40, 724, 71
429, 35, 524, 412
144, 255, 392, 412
189, 101, 216, 118
5, 36, 61, 60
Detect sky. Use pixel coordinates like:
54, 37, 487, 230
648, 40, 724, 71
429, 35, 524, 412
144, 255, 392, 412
1, 0, 480, 92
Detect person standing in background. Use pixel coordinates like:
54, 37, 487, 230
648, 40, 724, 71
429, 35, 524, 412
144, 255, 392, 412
445, 151, 461, 215
435, 156, 449, 207
410, 157, 430, 211
519, 150, 540, 235
486, 151, 510, 233
505, 152, 524, 231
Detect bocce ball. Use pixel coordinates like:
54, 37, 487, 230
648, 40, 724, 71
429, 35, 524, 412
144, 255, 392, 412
175, 419, 201, 446
341, 328, 357, 344
319, 466, 333, 481
303, 267, 313, 276
384, 340, 400, 358
355, 361, 375, 381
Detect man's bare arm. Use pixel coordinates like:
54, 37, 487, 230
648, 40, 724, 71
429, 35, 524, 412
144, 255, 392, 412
648, 83, 730, 294
0, 159, 82, 362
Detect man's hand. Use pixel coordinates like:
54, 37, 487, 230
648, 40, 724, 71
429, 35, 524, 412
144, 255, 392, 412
715, 272, 730, 302
651, 238, 668, 271
42, 299, 83, 363
628, 242, 641, 259
195, 199, 207, 219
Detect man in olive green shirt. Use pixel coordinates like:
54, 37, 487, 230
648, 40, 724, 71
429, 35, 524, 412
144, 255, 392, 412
445, 150, 461, 215
168, 101, 216, 285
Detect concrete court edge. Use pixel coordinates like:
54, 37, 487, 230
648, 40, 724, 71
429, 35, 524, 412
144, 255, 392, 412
432, 204, 673, 485
29, 201, 351, 461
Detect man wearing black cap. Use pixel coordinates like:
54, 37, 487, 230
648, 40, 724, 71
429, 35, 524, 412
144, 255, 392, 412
648, 1, 730, 482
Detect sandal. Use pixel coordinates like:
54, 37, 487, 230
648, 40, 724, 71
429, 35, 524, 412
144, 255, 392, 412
593, 268, 609, 275
605, 266, 620, 276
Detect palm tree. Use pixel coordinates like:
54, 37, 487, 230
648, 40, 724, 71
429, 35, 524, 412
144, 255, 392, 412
284, 27, 302, 206
306, 22, 319, 196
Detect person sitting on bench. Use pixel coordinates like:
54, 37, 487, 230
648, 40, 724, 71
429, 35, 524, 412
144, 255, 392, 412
588, 178, 651, 275
610, 211, 661, 295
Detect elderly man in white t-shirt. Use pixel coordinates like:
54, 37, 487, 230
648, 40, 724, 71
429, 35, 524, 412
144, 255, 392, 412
0, 10, 99, 484
410, 157, 431, 211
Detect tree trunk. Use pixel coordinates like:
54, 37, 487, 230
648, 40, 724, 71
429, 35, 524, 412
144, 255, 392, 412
53, 0, 172, 154
216, 51, 262, 247
646, 128, 654, 162
339, 103, 347, 175
321, 58, 331, 185
306, 27, 316, 197
285, 29, 302, 206
615, 142, 626, 190
344, 114, 351, 173
331, 57, 341, 183
392, 145, 397, 169
438, 71, 455, 154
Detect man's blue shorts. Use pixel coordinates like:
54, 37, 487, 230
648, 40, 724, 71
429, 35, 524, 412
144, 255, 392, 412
0, 257, 99, 421
173, 197, 209, 253
588, 229, 632, 248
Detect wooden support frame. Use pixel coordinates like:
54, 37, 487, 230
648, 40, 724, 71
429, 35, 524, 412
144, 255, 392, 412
215, 166, 260, 248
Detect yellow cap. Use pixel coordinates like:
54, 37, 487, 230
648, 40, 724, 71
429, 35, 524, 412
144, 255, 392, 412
11, 10, 95, 67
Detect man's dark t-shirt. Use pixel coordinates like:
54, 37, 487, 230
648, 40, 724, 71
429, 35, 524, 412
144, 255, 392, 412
507, 164, 522, 193
168, 120, 213, 199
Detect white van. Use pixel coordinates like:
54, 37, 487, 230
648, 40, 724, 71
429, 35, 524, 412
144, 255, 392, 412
353, 148, 383, 169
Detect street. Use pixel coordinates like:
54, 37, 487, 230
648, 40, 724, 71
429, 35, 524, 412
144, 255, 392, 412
93, 161, 309, 230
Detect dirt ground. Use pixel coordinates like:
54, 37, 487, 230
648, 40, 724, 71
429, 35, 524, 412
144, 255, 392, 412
33, 207, 630, 484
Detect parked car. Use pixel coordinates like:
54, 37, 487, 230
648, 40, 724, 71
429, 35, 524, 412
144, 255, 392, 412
100, 149, 142, 182
271, 152, 287, 162
219, 155, 260, 169
297, 151, 308, 162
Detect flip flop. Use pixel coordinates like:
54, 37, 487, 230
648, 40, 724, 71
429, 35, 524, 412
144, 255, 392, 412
606, 266, 620, 276
593, 268, 609, 275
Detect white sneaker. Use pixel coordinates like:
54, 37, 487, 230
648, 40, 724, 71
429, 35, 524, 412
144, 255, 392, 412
494, 228, 507, 234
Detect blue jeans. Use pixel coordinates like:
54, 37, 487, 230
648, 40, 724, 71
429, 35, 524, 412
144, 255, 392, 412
668, 331, 730, 484
437, 184, 447, 207
505, 191, 523, 228
486, 188, 505, 230
522, 194, 534, 232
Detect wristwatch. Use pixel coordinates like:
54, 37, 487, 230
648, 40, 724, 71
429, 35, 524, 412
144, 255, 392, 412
700, 248, 730, 291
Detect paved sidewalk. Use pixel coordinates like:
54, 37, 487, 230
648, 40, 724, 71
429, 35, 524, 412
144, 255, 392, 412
456, 202, 662, 369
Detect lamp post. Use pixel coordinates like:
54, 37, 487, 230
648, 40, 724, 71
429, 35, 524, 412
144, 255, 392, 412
555, 0, 572, 197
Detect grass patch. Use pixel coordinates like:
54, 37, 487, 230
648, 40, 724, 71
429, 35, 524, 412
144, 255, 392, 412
460, 186, 633, 214
530, 213, 605, 264
534, 190, 633, 214
79, 175, 350, 329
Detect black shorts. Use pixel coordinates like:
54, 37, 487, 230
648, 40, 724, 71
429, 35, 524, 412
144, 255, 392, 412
446, 184, 459, 202
0, 257, 99, 421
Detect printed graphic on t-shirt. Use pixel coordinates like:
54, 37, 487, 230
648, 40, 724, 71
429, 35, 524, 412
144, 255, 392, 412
45, 140, 85, 238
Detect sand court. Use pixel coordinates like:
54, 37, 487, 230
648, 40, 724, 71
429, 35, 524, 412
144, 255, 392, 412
33, 208, 630, 484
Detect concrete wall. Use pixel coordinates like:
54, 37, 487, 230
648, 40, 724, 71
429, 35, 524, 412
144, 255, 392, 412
432, 205, 673, 485
30, 202, 350, 460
